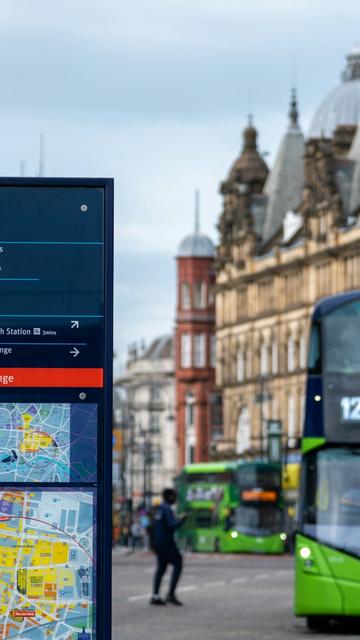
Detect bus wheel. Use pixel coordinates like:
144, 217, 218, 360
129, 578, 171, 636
214, 539, 220, 553
306, 616, 329, 630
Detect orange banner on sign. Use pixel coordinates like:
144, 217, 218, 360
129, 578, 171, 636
0, 368, 103, 388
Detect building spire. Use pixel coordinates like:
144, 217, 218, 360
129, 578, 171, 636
289, 88, 299, 127
195, 189, 200, 234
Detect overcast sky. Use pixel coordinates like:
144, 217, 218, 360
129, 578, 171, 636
0, 0, 359, 372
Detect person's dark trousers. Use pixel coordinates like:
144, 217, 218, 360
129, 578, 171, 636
153, 545, 183, 596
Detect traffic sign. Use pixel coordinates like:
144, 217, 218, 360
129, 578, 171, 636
0, 178, 113, 640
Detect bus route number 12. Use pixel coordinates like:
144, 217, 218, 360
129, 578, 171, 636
340, 396, 360, 421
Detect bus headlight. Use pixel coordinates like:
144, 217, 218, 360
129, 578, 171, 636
231, 531, 239, 539
280, 533, 287, 541
299, 546, 311, 559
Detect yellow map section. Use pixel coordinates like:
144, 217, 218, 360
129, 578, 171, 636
19, 431, 55, 454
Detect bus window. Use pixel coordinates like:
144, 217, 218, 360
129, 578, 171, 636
308, 321, 321, 374
184, 472, 233, 484
323, 300, 360, 374
236, 465, 281, 490
301, 448, 360, 557
193, 509, 215, 529
234, 505, 283, 536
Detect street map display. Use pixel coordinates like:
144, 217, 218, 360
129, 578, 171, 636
0, 403, 97, 483
0, 488, 95, 639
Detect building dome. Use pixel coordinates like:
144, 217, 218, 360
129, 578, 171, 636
309, 46, 360, 138
228, 117, 269, 190
177, 231, 215, 258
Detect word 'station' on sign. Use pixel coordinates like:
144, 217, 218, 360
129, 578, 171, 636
0, 179, 113, 640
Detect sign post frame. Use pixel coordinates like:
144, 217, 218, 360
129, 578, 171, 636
0, 177, 114, 640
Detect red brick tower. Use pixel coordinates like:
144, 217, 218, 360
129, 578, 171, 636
175, 194, 216, 467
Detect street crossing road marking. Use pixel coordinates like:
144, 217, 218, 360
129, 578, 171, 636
275, 569, 292, 575
126, 567, 293, 602
204, 580, 225, 587
231, 577, 249, 584
128, 593, 152, 602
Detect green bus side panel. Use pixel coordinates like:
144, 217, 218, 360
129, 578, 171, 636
321, 545, 360, 616
295, 534, 360, 616
301, 437, 326, 454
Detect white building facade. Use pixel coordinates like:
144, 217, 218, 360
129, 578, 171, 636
115, 335, 176, 504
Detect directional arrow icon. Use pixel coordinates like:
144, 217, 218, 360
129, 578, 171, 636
71, 320, 79, 329
70, 347, 80, 357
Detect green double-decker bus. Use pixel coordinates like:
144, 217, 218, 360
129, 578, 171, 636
176, 460, 286, 554
295, 291, 360, 629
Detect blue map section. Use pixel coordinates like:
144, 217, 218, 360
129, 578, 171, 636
70, 404, 97, 482
0, 403, 97, 483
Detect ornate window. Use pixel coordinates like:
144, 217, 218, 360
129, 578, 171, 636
271, 338, 278, 374
193, 334, 206, 367
181, 282, 191, 309
299, 334, 307, 369
246, 347, 252, 379
194, 282, 206, 309
236, 406, 251, 454
210, 335, 216, 368
287, 335, 295, 372
181, 334, 191, 368
236, 350, 245, 382
287, 394, 296, 447
260, 342, 268, 377
185, 392, 196, 464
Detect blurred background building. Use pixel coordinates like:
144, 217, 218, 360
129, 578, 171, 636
114, 335, 176, 507
175, 199, 218, 465
215, 46, 360, 459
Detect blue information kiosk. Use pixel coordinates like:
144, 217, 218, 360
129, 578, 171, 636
0, 178, 113, 639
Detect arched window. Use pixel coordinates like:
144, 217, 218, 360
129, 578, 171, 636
299, 334, 307, 369
236, 350, 245, 382
287, 335, 295, 372
246, 347, 252, 379
271, 338, 278, 374
287, 394, 296, 447
236, 406, 251, 454
185, 392, 195, 428
260, 342, 268, 377
185, 392, 196, 463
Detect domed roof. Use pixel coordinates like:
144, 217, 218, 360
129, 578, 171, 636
309, 46, 360, 138
177, 231, 215, 258
228, 117, 268, 189
177, 191, 215, 258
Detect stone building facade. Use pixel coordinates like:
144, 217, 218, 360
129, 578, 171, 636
215, 47, 360, 458
175, 215, 216, 466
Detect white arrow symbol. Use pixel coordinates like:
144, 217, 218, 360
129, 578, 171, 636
71, 320, 79, 329
70, 347, 80, 357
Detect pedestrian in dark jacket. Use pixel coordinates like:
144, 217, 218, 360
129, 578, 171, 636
150, 488, 186, 606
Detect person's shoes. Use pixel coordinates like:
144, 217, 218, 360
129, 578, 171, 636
150, 596, 166, 605
166, 594, 183, 606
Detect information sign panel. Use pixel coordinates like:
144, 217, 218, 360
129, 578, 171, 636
0, 178, 113, 640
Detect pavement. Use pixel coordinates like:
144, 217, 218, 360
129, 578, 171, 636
111, 550, 360, 640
